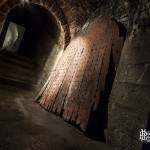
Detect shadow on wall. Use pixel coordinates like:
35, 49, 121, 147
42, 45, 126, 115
37, 16, 127, 142
85, 20, 127, 141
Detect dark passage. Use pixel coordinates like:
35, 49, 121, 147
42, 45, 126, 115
0, 3, 60, 87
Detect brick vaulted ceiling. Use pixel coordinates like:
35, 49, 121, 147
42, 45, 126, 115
58, 0, 102, 37
0, 0, 103, 47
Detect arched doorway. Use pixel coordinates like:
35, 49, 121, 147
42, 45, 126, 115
0, 3, 63, 89
37, 16, 127, 140
85, 20, 127, 141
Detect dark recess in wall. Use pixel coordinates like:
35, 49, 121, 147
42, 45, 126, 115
85, 21, 127, 141
85, 50, 116, 141
0, 3, 59, 59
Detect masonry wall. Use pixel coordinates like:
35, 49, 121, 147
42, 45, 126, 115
107, 25, 150, 150
97, 0, 150, 150
37, 16, 125, 132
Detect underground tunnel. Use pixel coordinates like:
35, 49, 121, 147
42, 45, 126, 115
0, 3, 63, 88
0, 1, 150, 150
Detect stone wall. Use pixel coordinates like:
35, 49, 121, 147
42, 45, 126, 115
97, 0, 150, 150
0, 0, 70, 48
107, 27, 150, 150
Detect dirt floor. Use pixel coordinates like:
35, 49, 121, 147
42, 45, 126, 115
0, 81, 113, 150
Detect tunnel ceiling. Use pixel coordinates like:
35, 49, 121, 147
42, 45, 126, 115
0, 0, 104, 45
58, 0, 103, 36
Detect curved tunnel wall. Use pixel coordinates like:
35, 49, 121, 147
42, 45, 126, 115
37, 16, 125, 132
0, 4, 59, 56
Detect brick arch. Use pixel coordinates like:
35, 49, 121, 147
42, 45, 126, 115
0, 0, 70, 48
